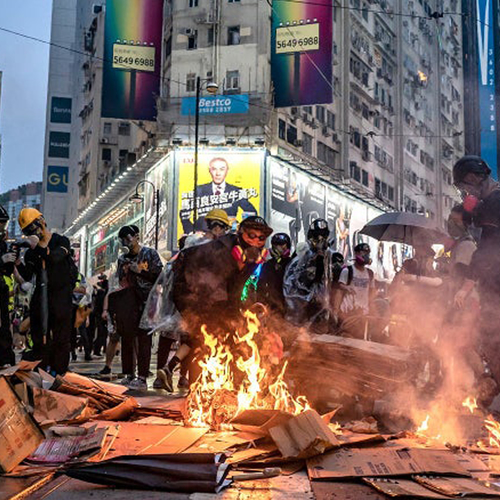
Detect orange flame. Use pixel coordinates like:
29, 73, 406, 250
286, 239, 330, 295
416, 414, 430, 434
462, 396, 478, 414
186, 310, 310, 428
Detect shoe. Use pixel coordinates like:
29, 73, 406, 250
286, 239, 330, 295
178, 375, 189, 389
99, 366, 111, 375
71, 352, 77, 362
157, 368, 174, 392
119, 375, 134, 386
152, 377, 164, 389
128, 377, 148, 390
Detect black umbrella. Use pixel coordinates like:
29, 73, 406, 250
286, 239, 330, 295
359, 212, 447, 246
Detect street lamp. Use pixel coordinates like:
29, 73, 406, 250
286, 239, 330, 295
129, 179, 160, 250
193, 77, 219, 226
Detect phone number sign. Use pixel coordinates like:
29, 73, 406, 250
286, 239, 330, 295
112, 44, 156, 72
275, 23, 319, 54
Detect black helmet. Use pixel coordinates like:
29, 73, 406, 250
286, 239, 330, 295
453, 155, 491, 185
354, 242, 370, 253
0, 205, 9, 223
271, 233, 291, 249
307, 218, 330, 239
239, 216, 273, 237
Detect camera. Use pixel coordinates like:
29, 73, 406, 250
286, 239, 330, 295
9, 239, 32, 259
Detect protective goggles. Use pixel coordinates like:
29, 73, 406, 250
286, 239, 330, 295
22, 220, 42, 236
272, 234, 290, 246
244, 231, 267, 242
207, 220, 229, 231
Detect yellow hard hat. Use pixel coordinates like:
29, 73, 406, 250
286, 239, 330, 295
18, 208, 43, 230
205, 208, 230, 226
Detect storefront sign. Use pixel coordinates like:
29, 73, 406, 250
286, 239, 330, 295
47, 166, 69, 193
181, 94, 249, 115
50, 97, 72, 123
48, 131, 70, 158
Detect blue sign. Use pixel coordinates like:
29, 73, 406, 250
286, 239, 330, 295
50, 97, 72, 123
477, 0, 498, 178
181, 94, 249, 115
48, 131, 70, 158
47, 166, 69, 193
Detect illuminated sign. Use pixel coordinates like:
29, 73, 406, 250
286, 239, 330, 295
275, 23, 319, 54
112, 43, 156, 72
47, 166, 69, 193
476, 0, 498, 177
181, 94, 249, 115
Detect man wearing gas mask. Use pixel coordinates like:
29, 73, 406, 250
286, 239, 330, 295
453, 156, 500, 403
111, 225, 163, 390
17, 208, 77, 374
283, 219, 331, 327
0, 205, 16, 367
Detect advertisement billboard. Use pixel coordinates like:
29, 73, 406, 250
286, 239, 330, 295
144, 156, 170, 254
476, 0, 498, 177
102, 0, 164, 120
46, 166, 69, 193
50, 97, 72, 124
175, 150, 264, 240
271, 0, 332, 107
48, 131, 70, 158
181, 94, 249, 116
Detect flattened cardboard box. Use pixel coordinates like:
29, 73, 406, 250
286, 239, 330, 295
0, 376, 45, 472
307, 447, 471, 481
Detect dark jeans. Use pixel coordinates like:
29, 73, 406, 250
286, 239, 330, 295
0, 279, 14, 366
93, 316, 108, 355
29, 288, 73, 375
122, 330, 152, 378
157, 336, 174, 370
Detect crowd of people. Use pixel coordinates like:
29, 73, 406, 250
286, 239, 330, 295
0, 155, 498, 406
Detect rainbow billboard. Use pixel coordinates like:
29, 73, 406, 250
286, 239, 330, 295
102, 0, 164, 120
271, 0, 332, 107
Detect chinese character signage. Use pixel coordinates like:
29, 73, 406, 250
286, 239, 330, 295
47, 166, 69, 193
175, 150, 264, 240
181, 94, 249, 116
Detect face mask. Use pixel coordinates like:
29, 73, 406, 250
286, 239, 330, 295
355, 254, 371, 266
463, 195, 480, 213
271, 246, 290, 260
309, 236, 328, 252
447, 219, 466, 239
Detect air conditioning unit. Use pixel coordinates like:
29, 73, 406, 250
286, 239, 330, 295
103, 160, 110, 167
101, 137, 109, 144
183, 28, 195, 35
362, 150, 370, 161
291, 107, 298, 115
332, 133, 339, 143
322, 126, 331, 137
294, 139, 303, 147
310, 119, 318, 129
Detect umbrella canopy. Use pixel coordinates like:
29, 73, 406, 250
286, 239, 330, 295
359, 212, 447, 246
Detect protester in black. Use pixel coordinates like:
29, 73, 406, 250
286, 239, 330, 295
17, 208, 77, 375
115, 225, 162, 390
92, 275, 109, 356
257, 233, 292, 315
0, 205, 15, 367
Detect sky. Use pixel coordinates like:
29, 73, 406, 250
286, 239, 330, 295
0, 1, 52, 192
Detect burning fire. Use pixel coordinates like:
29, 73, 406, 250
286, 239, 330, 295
186, 311, 310, 429
416, 414, 430, 434
484, 416, 500, 448
462, 396, 478, 414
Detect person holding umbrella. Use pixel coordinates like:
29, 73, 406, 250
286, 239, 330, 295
17, 208, 78, 375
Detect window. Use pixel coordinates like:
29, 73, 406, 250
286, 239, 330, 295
350, 161, 361, 182
286, 125, 297, 145
302, 132, 313, 154
118, 122, 130, 136
228, 0, 241, 3
101, 148, 111, 161
316, 106, 326, 123
362, 169, 369, 186
327, 111, 335, 129
227, 26, 240, 45
388, 186, 394, 201
278, 119, 286, 140
103, 122, 112, 135
186, 73, 196, 92
188, 0, 198, 7
208, 27, 214, 45
375, 178, 381, 197
226, 70, 240, 91
318, 142, 335, 166
187, 30, 198, 50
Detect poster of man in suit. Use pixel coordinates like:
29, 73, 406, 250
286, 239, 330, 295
177, 151, 262, 238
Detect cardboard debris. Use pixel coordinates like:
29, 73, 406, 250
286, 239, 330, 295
311, 480, 389, 500
307, 447, 471, 480
269, 409, 340, 459
344, 416, 379, 434
363, 477, 451, 498
0, 360, 40, 377
414, 475, 500, 497
62, 372, 128, 396
32, 387, 90, 424
230, 409, 292, 436
0, 376, 45, 473
337, 430, 386, 447
98, 397, 138, 421
27, 426, 108, 464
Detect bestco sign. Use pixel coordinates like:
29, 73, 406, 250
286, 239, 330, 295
181, 94, 249, 115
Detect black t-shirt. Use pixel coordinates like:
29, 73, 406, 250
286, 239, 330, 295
20, 233, 75, 293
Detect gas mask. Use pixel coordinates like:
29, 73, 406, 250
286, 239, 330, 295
270, 245, 290, 261
309, 235, 328, 253
22, 219, 45, 239
355, 253, 372, 266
